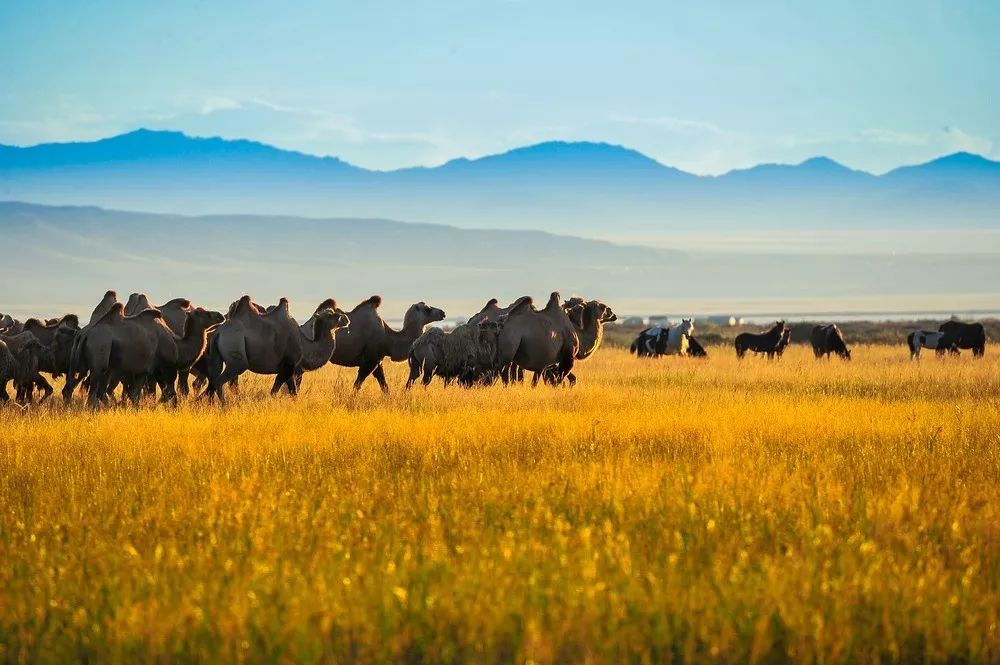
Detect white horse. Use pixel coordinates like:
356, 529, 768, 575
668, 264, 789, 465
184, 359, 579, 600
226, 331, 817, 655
664, 318, 694, 356
907, 330, 958, 360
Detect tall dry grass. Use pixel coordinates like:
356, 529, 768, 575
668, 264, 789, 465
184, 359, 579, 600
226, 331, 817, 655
2, 345, 999, 663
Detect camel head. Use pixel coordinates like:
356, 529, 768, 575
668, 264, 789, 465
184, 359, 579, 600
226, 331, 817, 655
185, 307, 226, 335
584, 300, 617, 324
403, 302, 446, 329
313, 308, 351, 337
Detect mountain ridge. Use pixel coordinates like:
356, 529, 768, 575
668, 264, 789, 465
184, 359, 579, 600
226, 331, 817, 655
2, 129, 998, 236
3, 128, 997, 176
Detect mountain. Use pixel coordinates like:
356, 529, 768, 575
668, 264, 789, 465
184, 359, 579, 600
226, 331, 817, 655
1, 130, 998, 237
2, 202, 997, 321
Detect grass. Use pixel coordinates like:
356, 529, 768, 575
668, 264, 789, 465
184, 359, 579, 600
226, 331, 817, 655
2, 345, 999, 663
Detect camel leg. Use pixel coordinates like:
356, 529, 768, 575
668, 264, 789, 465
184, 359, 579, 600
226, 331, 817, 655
272, 361, 297, 397
405, 359, 421, 390
211, 363, 246, 405
87, 369, 108, 410
177, 370, 190, 397
353, 360, 377, 391
372, 363, 390, 393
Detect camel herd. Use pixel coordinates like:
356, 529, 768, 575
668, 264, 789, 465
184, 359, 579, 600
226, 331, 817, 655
0, 291, 616, 408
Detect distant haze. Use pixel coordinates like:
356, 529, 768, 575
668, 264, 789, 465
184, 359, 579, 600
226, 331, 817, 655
1, 201, 997, 322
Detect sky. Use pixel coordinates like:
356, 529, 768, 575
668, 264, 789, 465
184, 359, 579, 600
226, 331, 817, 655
1, 1, 998, 174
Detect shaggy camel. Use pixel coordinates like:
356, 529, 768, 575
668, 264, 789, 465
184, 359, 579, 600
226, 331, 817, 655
329, 296, 445, 392
270, 304, 350, 393
203, 296, 303, 402
0, 333, 47, 405
496, 292, 579, 386
406, 321, 498, 389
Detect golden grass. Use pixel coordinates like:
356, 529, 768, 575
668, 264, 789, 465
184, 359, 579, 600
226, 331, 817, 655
2, 345, 999, 663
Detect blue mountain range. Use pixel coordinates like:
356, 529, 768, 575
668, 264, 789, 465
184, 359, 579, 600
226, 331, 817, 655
1, 129, 998, 236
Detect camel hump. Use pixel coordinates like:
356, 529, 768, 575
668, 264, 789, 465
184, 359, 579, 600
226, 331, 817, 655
315, 298, 338, 313
162, 297, 192, 310
230, 295, 257, 317
23, 318, 47, 330
266, 298, 291, 317
95, 302, 126, 325
103, 290, 117, 300
507, 296, 534, 316
544, 292, 562, 311
484, 298, 498, 308
357, 295, 382, 310
128, 308, 164, 322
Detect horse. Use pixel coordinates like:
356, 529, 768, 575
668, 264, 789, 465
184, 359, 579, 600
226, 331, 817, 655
811, 324, 851, 360
630, 327, 666, 357
907, 330, 959, 360
769, 327, 792, 359
734, 321, 787, 359
938, 320, 986, 357
630, 319, 694, 358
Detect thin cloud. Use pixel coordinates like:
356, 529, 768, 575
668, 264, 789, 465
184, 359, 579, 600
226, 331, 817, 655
609, 113, 724, 136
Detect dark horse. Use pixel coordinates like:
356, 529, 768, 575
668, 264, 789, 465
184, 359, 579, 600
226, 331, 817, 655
735, 321, 788, 359
811, 324, 851, 360
939, 320, 986, 357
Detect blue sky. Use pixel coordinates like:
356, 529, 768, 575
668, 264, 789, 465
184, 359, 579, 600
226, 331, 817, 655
1, 1, 997, 173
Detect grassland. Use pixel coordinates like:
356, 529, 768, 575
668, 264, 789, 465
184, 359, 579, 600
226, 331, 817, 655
2, 345, 999, 663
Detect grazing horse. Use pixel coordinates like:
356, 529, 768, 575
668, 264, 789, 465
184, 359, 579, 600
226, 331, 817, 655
939, 320, 986, 357
811, 324, 851, 360
734, 321, 787, 359
907, 330, 959, 360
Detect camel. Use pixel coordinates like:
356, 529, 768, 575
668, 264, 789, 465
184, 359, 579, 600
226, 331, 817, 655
269, 304, 350, 393
126, 294, 223, 395
495, 292, 579, 386
539, 299, 617, 386
18, 314, 80, 399
61, 292, 120, 401
145, 307, 223, 405
0, 333, 48, 405
406, 321, 498, 389
203, 296, 303, 402
329, 296, 445, 392
68, 304, 176, 408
